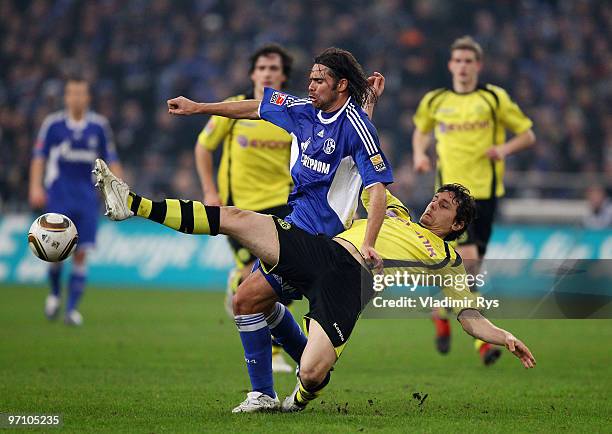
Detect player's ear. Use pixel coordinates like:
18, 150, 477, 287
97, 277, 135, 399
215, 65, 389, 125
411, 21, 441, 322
451, 219, 464, 233
336, 78, 348, 93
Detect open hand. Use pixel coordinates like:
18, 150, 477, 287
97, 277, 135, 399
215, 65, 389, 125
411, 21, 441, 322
505, 333, 536, 369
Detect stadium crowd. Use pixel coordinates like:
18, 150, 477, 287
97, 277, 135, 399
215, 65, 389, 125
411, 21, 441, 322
1, 0, 610, 211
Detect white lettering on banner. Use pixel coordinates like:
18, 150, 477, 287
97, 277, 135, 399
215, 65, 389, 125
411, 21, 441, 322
0, 215, 32, 255
599, 237, 612, 259
537, 232, 592, 259
91, 226, 233, 279
16, 254, 47, 282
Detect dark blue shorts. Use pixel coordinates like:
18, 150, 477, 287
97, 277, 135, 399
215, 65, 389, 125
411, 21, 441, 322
253, 259, 303, 304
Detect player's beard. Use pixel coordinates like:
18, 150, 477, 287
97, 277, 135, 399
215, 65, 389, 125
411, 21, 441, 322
313, 90, 340, 112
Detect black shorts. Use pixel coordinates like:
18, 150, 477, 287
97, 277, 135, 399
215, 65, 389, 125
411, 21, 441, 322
264, 218, 373, 351
227, 204, 292, 267
457, 198, 497, 257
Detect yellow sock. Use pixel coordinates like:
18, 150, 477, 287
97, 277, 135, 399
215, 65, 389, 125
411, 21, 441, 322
127, 193, 219, 235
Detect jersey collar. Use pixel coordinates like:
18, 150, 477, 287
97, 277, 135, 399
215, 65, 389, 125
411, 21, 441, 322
316, 96, 352, 124
66, 111, 88, 130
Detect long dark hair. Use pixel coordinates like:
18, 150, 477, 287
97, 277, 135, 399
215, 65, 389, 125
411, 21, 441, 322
313, 47, 376, 106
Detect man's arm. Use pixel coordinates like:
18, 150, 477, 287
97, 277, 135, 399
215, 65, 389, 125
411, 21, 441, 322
361, 182, 387, 272
458, 309, 536, 369
29, 157, 46, 209
412, 128, 433, 173
168, 97, 261, 119
486, 129, 536, 161
194, 144, 221, 205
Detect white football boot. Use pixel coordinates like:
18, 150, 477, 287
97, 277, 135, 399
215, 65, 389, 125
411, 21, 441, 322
93, 159, 133, 221
44, 294, 61, 320
64, 310, 83, 326
231, 391, 280, 413
272, 352, 294, 373
281, 382, 307, 412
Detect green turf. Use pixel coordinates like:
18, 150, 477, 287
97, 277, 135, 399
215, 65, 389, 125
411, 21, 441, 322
0, 286, 610, 433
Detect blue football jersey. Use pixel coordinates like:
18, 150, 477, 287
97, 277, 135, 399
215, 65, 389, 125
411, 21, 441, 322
33, 110, 118, 206
259, 87, 393, 236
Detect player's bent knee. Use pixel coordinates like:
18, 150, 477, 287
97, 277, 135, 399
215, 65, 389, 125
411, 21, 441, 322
232, 291, 257, 315
232, 288, 275, 315
298, 363, 329, 388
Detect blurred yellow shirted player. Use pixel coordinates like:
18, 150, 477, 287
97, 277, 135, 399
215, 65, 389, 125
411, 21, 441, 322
194, 44, 295, 373
412, 36, 536, 364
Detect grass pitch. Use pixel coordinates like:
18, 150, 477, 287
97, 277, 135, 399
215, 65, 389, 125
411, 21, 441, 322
0, 286, 610, 433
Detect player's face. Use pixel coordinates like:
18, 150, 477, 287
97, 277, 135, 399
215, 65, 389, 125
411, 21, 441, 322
250, 53, 286, 92
448, 49, 481, 85
420, 191, 464, 237
308, 64, 346, 111
64, 81, 90, 115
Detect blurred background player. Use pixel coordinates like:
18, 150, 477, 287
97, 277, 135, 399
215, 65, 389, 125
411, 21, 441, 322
28, 76, 123, 326
411, 36, 536, 364
194, 44, 295, 373
582, 184, 612, 229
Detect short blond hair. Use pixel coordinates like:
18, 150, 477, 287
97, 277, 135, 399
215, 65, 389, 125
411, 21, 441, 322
450, 36, 483, 61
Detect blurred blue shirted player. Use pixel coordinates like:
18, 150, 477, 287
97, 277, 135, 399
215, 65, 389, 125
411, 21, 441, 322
28, 77, 123, 326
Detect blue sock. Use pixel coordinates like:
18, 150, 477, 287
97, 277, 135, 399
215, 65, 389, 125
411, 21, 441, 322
48, 264, 62, 296
266, 303, 307, 364
235, 313, 275, 398
66, 268, 86, 313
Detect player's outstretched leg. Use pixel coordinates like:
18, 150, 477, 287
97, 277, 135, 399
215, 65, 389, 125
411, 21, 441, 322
95, 158, 280, 270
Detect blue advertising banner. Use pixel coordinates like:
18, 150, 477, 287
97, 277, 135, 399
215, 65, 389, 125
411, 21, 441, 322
0, 215, 234, 290
1, 214, 610, 291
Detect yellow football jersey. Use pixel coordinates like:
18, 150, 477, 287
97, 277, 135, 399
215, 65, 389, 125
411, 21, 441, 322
413, 84, 533, 199
197, 94, 293, 211
336, 190, 475, 309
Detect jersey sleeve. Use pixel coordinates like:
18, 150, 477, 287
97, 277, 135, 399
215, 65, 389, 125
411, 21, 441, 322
489, 85, 533, 134
33, 115, 55, 159
347, 114, 394, 189
98, 116, 118, 163
361, 189, 411, 220
196, 95, 242, 151
438, 261, 480, 315
412, 89, 443, 133
196, 115, 233, 151
258, 87, 311, 134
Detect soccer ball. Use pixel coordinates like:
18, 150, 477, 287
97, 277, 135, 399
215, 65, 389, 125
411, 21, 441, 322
28, 213, 79, 262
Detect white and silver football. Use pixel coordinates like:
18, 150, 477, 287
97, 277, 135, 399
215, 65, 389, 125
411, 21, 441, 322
28, 213, 79, 262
